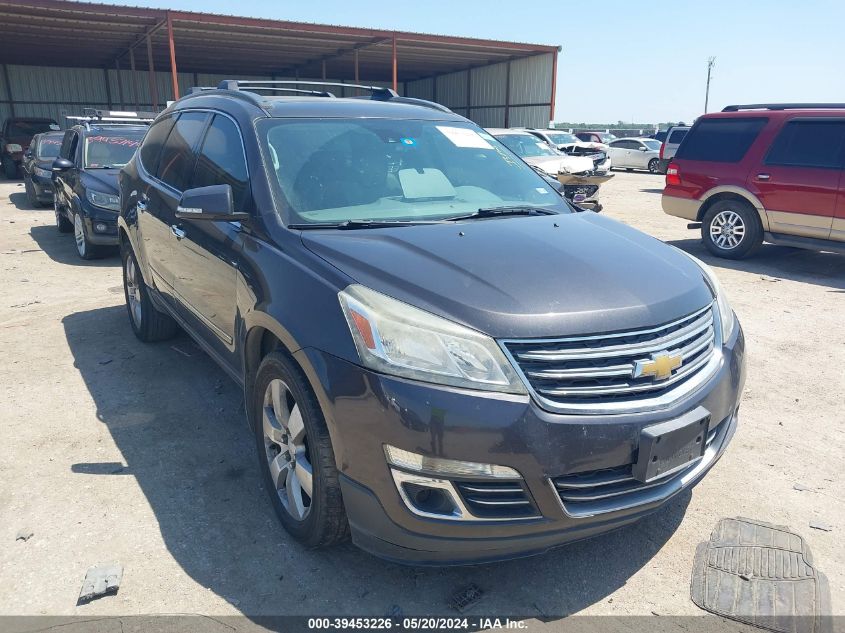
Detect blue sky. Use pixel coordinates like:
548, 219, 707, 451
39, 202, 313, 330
113, 0, 845, 123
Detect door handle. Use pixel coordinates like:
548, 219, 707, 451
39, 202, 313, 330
170, 225, 186, 240
756, 173, 771, 181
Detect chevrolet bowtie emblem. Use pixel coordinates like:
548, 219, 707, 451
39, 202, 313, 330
634, 351, 683, 380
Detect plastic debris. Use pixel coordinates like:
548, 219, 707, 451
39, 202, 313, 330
78, 563, 123, 604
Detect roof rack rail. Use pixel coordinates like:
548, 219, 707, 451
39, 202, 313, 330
722, 103, 845, 112
66, 109, 156, 126
217, 79, 398, 100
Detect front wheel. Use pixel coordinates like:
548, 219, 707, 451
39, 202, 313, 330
24, 177, 38, 207
2, 157, 17, 179
702, 200, 763, 259
254, 352, 349, 548
73, 212, 99, 260
122, 246, 178, 342
648, 158, 660, 173
55, 198, 72, 232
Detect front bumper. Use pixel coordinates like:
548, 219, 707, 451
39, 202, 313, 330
30, 174, 54, 202
81, 202, 119, 245
296, 323, 746, 565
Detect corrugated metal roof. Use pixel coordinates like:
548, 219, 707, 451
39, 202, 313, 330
0, 0, 559, 82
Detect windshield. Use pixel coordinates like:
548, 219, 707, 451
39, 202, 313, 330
83, 130, 145, 168
8, 120, 56, 138
547, 132, 578, 145
36, 134, 63, 159
642, 139, 662, 151
258, 119, 568, 225
495, 133, 559, 158
599, 133, 617, 143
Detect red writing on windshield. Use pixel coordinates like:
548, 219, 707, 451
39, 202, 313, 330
87, 136, 141, 148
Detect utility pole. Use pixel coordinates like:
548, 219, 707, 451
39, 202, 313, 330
704, 56, 716, 113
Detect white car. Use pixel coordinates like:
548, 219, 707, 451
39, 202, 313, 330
524, 128, 612, 173
487, 128, 594, 176
607, 137, 663, 173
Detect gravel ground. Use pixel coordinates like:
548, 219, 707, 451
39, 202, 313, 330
0, 172, 842, 626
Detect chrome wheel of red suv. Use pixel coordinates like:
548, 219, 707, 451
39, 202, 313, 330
702, 200, 762, 259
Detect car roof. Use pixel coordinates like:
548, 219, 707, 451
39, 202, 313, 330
172, 91, 467, 122
74, 124, 149, 134
702, 105, 845, 121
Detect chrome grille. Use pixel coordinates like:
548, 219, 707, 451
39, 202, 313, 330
453, 480, 538, 519
502, 304, 718, 413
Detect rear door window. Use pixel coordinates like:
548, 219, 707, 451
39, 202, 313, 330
675, 118, 767, 162
140, 115, 177, 176
191, 114, 250, 211
668, 129, 688, 144
156, 112, 209, 191
764, 119, 845, 169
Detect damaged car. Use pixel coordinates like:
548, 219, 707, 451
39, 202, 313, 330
489, 128, 612, 209
525, 128, 611, 174
22, 130, 64, 207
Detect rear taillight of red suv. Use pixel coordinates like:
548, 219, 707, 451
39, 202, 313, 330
665, 162, 681, 186
659, 142, 665, 160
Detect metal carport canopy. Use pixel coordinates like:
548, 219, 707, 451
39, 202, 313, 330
0, 0, 559, 91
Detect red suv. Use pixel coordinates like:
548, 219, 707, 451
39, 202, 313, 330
662, 104, 845, 259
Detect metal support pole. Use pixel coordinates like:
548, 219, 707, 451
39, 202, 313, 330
129, 47, 139, 111
549, 49, 558, 124
166, 11, 179, 100
504, 59, 511, 128
354, 49, 359, 82
115, 58, 124, 107
103, 68, 113, 109
2, 64, 15, 116
146, 34, 158, 110
392, 33, 398, 92
466, 67, 471, 120
704, 56, 716, 113
321, 59, 326, 80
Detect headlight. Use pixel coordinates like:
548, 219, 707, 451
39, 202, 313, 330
34, 167, 51, 178
6, 143, 22, 153
687, 254, 736, 342
338, 285, 526, 394
86, 189, 119, 211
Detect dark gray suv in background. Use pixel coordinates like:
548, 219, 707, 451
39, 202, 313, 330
118, 80, 745, 564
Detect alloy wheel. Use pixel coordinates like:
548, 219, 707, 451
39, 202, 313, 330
124, 255, 142, 328
709, 210, 746, 250
262, 378, 313, 521
73, 213, 86, 257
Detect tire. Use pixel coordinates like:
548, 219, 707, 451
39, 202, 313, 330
701, 199, 763, 260
253, 351, 349, 548
648, 158, 660, 174
3, 157, 17, 179
73, 211, 100, 260
122, 245, 178, 342
54, 198, 72, 233
24, 177, 37, 207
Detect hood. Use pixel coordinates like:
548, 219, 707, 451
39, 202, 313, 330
81, 169, 120, 195
522, 154, 594, 175
302, 213, 714, 339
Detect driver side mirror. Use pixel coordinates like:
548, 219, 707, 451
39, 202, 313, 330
52, 157, 73, 172
640, 146, 649, 151
176, 184, 249, 222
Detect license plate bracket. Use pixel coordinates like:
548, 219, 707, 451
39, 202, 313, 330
633, 407, 710, 483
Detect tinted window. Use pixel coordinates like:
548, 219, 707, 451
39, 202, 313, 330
192, 114, 250, 211
60, 131, 79, 161
675, 117, 767, 162
643, 140, 662, 151
668, 129, 688, 144
140, 115, 176, 176
765, 120, 845, 169
157, 112, 208, 191
7, 120, 55, 138
83, 128, 145, 168
495, 133, 558, 157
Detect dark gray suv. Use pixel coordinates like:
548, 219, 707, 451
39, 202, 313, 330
118, 80, 745, 565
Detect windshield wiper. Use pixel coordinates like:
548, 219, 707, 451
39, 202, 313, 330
289, 219, 449, 230
447, 206, 558, 222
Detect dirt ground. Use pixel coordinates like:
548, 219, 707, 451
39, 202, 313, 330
0, 172, 842, 626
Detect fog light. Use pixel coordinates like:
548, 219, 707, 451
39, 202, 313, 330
390, 469, 464, 520
384, 444, 520, 479
94, 222, 108, 233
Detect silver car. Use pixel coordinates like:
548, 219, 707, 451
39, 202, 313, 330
607, 137, 663, 173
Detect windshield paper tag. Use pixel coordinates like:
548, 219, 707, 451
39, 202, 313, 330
436, 126, 493, 149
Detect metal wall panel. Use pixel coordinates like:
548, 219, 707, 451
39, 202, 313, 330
508, 105, 550, 128
470, 63, 507, 107
436, 70, 468, 109
471, 106, 506, 129
405, 77, 434, 100
509, 53, 553, 105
